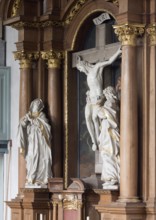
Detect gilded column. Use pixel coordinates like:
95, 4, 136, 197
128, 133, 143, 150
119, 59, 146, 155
113, 24, 145, 202
52, 201, 58, 220
146, 24, 156, 204
41, 50, 63, 177
14, 50, 39, 189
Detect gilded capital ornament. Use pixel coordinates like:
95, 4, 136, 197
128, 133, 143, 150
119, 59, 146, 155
146, 24, 156, 46
52, 201, 58, 207
63, 194, 78, 210
113, 24, 145, 46
13, 51, 39, 69
41, 50, 64, 68
19, 59, 32, 69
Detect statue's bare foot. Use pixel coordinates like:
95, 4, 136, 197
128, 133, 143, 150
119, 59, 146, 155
92, 144, 97, 151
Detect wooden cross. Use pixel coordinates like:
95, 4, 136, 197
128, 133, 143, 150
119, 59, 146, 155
72, 23, 120, 67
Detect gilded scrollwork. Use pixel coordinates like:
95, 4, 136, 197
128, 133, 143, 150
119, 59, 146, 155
64, 0, 89, 25
12, 21, 63, 30
41, 50, 64, 68
105, 0, 119, 7
41, 21, 63, 28
11, 0, 89, 30
146, 24, 156, 46
63, 194, 78, 210
11, 0, 21, 17
113, 23, 145, 46
13, 51, 39, 69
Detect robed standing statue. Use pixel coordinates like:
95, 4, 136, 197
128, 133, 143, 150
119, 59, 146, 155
17, 98, 52, 187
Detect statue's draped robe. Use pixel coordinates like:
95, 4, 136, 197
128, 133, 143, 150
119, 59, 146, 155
17, 112, 52, 185
98, 100, 120, 185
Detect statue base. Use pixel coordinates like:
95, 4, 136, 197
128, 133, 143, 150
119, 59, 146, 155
94, 189, 145, 220
102, 183, 119, 190
25, 183, 48, 188
6, 188, 52, 220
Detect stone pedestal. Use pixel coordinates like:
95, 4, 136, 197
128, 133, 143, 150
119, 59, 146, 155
94, 190, 119, 219
107, 202, 145, 220
146, 199, 156, 220
6, 188, 52, 220
84, 189, 100, 220
48, 178, 85, 220
94, 190, 145, 220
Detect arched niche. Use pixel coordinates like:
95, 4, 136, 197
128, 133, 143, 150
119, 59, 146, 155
0, 0, 13, 19
63, 1, 121, 188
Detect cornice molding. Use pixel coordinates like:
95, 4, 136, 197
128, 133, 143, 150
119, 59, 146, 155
12, 20, 63, 29
10, 0, 89, 29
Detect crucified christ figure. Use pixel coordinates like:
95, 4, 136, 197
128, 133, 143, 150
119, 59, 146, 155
76, 47, 121, 151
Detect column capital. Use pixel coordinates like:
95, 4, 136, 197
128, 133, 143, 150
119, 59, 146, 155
52, 201, 58, 207
113, 23, 145, 46
13, 50, 39, 69
41, 50, 64, 68
146, 23, 156, 46
63, 194, 78, 210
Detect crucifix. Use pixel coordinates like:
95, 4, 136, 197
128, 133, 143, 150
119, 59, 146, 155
72, 23, 120, 66
72, 23, 121, 176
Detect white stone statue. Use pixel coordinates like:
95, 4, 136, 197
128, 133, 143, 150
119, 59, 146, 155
76, 47, 121, 151
97, 86, 120, 189
17, 98, 52, 187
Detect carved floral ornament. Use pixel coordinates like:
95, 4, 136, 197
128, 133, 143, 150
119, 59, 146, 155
12, 21, 63, 30
113, 24, 145, 46
146, 23, 156, 46
11, 0, 21, 17
105, 0, 119, 7
64, 0, 89, 25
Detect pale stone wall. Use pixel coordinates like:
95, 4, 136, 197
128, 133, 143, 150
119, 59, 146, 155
4, 26, 19, 220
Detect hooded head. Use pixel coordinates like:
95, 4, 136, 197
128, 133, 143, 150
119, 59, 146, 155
29, 98, 44, 113
103, 86, 118, 101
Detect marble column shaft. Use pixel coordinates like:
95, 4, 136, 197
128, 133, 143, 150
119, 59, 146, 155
47, 59, 62, 177
114, 24, 145, 202
147, 24, 156, 202
119, 45, 138, 200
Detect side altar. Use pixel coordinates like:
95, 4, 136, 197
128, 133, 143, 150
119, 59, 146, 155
3, 1, 150, 220
7, 178, 121, 220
